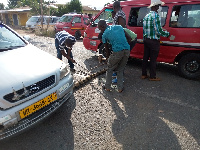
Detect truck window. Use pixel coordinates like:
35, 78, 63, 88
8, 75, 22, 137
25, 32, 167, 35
60, 15, 73, 23
128, 6, 168, 27
84, 17, 88, 25
170, 4, 200, 28
94, 9, 113, 25
73, 17, 81, 23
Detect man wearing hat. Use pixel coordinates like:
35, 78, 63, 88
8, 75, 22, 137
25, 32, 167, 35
142, 0, 170, 81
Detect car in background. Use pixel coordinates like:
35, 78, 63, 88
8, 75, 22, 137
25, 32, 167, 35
55, 13, 89, 39
26, 16, 60, 29
0, 22, 74, 140
26, 16, 40, 29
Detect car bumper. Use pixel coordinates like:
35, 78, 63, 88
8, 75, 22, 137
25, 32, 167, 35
0, 73, 74, 140
83, 37, 99, 51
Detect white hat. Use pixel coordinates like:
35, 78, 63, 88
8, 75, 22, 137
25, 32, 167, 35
148, 0, 165, 8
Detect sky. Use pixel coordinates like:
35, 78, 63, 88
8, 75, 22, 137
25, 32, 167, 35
1, 0, 114, 10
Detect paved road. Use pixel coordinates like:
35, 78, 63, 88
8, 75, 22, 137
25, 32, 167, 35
1, 32, 200, 150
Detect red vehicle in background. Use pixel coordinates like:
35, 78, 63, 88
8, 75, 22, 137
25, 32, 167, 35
83, 0, 200, 79
55, 13, 89, 39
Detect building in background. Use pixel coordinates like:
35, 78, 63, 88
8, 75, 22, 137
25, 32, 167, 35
0, 7, 31, 27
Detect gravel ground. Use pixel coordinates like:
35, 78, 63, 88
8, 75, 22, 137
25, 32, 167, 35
1, 29, 200, 150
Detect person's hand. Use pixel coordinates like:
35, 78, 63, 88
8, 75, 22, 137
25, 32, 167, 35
71, 59, 76, 63
98, 55, 103, 63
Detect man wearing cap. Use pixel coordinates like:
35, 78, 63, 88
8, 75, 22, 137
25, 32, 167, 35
142, 0, 170, 81
55, 30, 76, 72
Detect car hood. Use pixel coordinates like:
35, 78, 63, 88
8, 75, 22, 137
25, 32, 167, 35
0, 44, 63, 96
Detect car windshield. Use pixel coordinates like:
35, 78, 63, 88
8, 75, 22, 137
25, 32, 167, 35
94, 9, 113, 24
59, 15, 73, 22
0, 24, 26, 51
27, 16, 39, 22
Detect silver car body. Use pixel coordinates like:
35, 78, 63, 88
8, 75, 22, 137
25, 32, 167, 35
0, 23, 74, 140
26, 16, 60, 29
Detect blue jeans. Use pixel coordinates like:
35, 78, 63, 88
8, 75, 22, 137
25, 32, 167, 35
55, 39, 74, 69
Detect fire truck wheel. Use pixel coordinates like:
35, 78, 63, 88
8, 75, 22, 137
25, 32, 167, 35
178, 53, 200, 79
99, 44, 112, 58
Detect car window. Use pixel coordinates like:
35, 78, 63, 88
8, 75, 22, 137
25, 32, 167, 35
84, 17, 88, 25
59, 15, 73, 22
94, 9, 113, 25
27, 16, 39, 22
0, 24, 26, 51
52, 17, 60, 23
128, 6, 168, 27
73, 17, 81, 23
170, 4, 200, 28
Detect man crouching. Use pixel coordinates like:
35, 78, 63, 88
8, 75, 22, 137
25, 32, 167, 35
55, 30, 76, 72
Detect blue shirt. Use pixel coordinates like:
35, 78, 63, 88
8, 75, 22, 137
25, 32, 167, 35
55, 31, 76, 51
102, 25, 130, 52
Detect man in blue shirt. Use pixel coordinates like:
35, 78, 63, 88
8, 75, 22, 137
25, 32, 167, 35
55, 30, 76, 72
98, 20, 131, 93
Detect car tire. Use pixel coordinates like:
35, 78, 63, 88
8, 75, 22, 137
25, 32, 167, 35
178, 53, 200, 79
99, 44, 112, 58
75, 30, 81, 40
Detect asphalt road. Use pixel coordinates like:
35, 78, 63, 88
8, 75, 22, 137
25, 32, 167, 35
0, 31, 200, 150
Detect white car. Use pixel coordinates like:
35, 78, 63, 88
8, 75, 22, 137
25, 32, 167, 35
0, 22, 74, 140
26, 16, 60, 29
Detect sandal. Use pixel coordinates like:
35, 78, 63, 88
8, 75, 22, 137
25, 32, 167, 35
103, 86, 111, 92
118, 88, 124, 93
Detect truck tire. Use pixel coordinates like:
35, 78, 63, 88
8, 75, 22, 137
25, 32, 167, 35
99, 44, 112, 58
75, 30, 81, 40
178, 53, 200, 79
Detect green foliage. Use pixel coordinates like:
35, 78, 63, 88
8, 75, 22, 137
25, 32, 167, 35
54, 4, 69, 17
0, 3, 5, 10
8, 0, 20, 9
68, 0, 82, 13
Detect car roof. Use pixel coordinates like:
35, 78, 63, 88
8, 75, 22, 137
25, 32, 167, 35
62, 13, 88, 17
108, 0, 200, 7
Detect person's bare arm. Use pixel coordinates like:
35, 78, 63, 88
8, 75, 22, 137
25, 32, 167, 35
124, 30, 131, 44
60, 49, 76, 63
118, 16, 126, 28
104, 43, 110, 60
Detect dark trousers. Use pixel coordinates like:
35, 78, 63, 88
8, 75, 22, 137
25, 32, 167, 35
142, 38, 160, 78
55, 39, 74, 69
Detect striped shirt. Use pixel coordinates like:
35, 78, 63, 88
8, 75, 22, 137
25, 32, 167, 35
113, 10, 126, 26
143, 11, 169, 40
55, 31, 76, 51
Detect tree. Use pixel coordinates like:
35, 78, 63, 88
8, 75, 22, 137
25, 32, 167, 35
0, 3, 5, 10
8, 0, 20, 9
54, 4, 69, 17
68, 0, 82, 13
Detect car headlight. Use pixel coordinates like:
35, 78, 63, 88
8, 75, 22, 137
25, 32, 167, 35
0, 115, 12, 125
60, 64, 69, 80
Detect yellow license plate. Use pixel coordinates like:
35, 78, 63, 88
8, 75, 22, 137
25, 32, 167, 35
19, 92, 57, 119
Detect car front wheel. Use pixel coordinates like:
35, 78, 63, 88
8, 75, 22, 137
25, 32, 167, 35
75, 30, 81, 40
